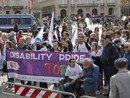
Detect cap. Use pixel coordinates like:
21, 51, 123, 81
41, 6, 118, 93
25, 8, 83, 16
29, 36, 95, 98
114, 58, 128, 68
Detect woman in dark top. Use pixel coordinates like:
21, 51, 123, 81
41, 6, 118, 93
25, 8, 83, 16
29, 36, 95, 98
62, 40, 73, 52
50, 41, 61, 52
50, 41, 61, 90
90, 42, 103, 92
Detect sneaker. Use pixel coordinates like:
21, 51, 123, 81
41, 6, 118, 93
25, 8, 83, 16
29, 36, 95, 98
96, 90, 101, 94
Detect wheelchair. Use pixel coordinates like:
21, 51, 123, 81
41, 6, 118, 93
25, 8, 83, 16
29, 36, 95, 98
59, 78, 85, 98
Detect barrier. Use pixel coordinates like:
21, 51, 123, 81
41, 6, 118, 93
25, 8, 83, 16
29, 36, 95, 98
80, 95, 97, 98
1, 82, 76, 98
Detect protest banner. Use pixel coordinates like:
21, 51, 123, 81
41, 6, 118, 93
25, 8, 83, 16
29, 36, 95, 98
7, 50, 89, 83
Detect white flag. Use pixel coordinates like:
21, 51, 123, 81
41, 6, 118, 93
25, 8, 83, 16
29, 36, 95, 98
71, 27, 78, 47
48, 11, 54, 46
31, 25, 44, 44
54, 30, 58, 41
3, 42, 6, 61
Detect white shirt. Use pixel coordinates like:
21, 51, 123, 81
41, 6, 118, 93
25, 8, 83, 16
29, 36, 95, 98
73, 43, 89, 53
65, 64, 82, 79
91, 50, 102, 62
113, 37, 126, 45
39, 47, 47, 51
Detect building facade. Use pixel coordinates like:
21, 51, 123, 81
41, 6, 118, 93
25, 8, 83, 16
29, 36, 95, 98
121, 0, 130, 16
0, 0, 28, 14
38, 0, 121, 19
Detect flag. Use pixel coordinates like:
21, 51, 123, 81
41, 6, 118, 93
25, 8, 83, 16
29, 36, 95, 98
48, 11, 54, 46
78, 16, 81, 19
54, 30, 58, 41
1, 0, 4, 2
71, 27, 78, 47
31, 25, 44, 45
3, 42, 6, 61
30, 0, 33, 8
29, 0, 33, 8
28, 0, 33, 14
93, 14, 95, 17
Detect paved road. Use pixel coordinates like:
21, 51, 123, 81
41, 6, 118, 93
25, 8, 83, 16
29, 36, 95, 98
0, 24, 107, 98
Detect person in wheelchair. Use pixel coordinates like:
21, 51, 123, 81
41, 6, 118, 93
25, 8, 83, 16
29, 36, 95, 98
60, 58, 83, 93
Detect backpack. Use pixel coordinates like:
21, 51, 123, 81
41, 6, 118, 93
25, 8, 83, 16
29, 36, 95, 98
77, 42, 91, 52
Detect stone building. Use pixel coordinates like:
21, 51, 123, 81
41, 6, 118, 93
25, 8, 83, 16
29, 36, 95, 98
0, 0, 28, 14
121, 0, 130, 16
38, 0, 121, 19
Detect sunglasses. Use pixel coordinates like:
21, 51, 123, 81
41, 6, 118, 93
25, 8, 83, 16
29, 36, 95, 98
124, 46, 129, 49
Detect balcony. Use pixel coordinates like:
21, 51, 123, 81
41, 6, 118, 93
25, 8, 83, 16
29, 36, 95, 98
4, 6, 11, 10
59, 3, 104, 8
59, 4, 67, 8
100, 3, 105, 7
77, 3, 100, 7
42, 5, 54, 9
12, 6, 24, 9
107, 3, 116, 7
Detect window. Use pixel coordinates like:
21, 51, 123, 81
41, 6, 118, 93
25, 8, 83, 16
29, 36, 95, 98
71, 7, 75, 12
6, 11, 9, 14
21, 18, 31, 24
100, 7, 104, 11
8, 18, 20, 25
86, 8, 89, 12
0, 18, 7, 25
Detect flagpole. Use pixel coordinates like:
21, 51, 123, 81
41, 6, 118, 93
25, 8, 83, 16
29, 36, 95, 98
28, 0, 31, 14
2, 0, 4, 14
67, 0, 72, 38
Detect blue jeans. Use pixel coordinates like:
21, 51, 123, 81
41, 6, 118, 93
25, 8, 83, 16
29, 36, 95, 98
63, 81, 77, 92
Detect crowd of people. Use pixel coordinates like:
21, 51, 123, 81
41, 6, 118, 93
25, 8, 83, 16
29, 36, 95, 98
0, 16, 130, 97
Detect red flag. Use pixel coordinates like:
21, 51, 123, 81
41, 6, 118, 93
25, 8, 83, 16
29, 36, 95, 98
1, 0, 4, 2
31, 0, 33, 5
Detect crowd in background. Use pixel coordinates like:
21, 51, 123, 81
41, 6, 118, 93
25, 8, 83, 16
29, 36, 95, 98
0, 16, 130, 97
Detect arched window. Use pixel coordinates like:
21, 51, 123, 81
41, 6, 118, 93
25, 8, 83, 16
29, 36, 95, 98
77, 9, 83, 17
92, 8, 98, 15
60, 9, 66, 18
108, 8, 114, 15
15, 11, 21, 14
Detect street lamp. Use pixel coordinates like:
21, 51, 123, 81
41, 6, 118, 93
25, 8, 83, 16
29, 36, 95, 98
67, 0, 72, 38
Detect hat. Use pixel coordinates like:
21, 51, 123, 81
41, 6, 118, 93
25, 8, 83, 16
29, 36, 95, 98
103, 34, 111, 39
114, 58, 128, 68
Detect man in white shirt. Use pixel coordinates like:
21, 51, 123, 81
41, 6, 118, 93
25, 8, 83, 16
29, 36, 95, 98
73, 35, 91, 53
112, 31, 126, 45
62, 58, 83, 93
